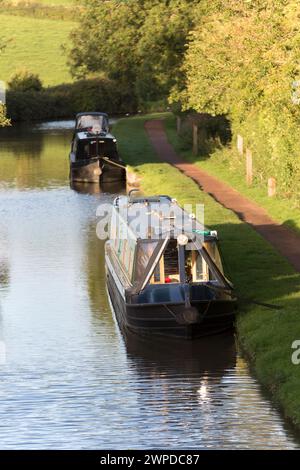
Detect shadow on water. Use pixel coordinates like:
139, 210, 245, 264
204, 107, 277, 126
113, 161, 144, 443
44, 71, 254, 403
123, 329, 237, 377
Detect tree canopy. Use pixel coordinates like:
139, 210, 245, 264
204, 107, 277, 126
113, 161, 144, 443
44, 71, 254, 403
170, 0, 300, 197
68, 0, 199, 104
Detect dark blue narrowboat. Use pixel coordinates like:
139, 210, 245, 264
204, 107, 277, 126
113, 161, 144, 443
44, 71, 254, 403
69, 112, 126, 184
105, 194, 237, 340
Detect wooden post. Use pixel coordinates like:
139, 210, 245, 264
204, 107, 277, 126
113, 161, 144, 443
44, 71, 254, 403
237, 134, 243, 155
193, 123, 198, 156
176, 116, 181, 134
246, 148, 253, 186
268, 177, 276, 197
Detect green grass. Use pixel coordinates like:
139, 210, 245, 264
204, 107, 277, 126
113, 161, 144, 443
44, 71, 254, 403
164, 113, 300, 235
0, 14, 75, 85
114, 113, 300, 430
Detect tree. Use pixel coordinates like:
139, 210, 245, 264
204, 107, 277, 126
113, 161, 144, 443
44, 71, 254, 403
8, 69, 43, 93
135, 0, 199, 102
68, 0, 200, 103
69, 0, 146, 86
174, 0, 300, 198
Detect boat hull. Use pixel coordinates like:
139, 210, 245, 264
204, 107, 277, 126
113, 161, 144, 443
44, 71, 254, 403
70, 159, 126, 184
70, 160, 101, 183
100, 161, 127, 184
106, 265, 237, 340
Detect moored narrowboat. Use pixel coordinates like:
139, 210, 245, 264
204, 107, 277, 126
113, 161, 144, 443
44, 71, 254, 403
105, 194, 238, 340
69, 112, 126, 184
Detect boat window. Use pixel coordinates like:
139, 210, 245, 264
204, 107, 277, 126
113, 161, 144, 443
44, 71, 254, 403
76, 141, 98, 160
77, 115, 108, 132
187, 250, 210, 282
150, 239, 179, 284
203, 241, 224, 275
149, 240, 223, 285
115, 236, 136, 281
134, 240, 160, 282
162, 239, 179, 283
86, 141, 98, 158
124, 237, 136, 280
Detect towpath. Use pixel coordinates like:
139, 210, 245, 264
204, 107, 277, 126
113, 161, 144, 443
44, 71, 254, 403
145, 119, 300, 272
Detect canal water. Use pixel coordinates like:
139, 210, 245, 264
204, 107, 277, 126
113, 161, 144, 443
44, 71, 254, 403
0, 120, 298, 449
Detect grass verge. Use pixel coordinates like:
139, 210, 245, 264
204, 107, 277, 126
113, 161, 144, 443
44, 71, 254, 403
164, 113, 300, 235
114, 113, 300, 430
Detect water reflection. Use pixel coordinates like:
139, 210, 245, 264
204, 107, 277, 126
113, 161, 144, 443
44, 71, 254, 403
0, 122, 70, 190
123, 331, 296, 449
0, 120, 299, 449
124, 330, 236, 376
71, 180, 126, 196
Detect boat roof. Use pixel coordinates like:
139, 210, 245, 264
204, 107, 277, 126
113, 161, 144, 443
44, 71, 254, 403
75, 112, 108, 118
114, 195, 217, 241
76, 131, 113, 141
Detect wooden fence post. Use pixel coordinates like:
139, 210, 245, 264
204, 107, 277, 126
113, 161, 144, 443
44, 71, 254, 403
193, 123, 198, 156
268, 177, 276, 197
237, 134, 243, 155
246, 149, 253, 186
176, 116, 181, 134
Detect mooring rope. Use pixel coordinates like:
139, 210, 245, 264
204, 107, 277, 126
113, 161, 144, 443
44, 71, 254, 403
101, 157, 127, 170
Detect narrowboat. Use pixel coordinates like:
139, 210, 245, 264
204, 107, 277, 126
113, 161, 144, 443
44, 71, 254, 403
69, 112, 126, 184
105, 194, 238, 340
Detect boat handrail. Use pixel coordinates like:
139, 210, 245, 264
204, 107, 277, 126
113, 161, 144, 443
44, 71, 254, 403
128, 194, 173, 204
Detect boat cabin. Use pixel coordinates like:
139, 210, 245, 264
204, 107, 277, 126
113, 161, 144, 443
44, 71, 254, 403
70, 112, 126, 184
105, 195, 236, 338
74, 112, 109, 134
108, 195, 233, 302
105, 196, 237, 339
71, 112, 118, 163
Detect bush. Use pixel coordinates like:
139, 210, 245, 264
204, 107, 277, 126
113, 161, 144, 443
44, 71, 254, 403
0, 103, 11, 127
8, 69, 43, 93
6, 77, 138, 121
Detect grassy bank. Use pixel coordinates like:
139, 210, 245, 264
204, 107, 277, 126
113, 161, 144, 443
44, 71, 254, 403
164, 114, 300, 235
114, 113, 300, 430
0, 13, 75, 85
